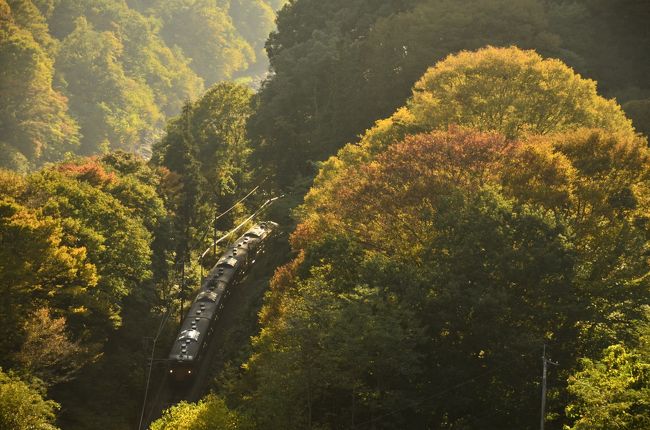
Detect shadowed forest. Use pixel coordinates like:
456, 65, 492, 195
1, 1, 649, 429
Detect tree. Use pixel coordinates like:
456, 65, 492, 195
250, 0, 413, 185
408, 46, 632, 138
227, 0, 276, 78
246, 126, 649, 427
304, 46, 634, 221
0, 194, 97, 366
152, 82, 254, 259
56, 16, 161, 154
151, 395, 253, 430
250, 0, 649, 187
0, 0, 79, 167
565, 311, 650, 430
154, 0, 254, 86
0, 369, 59, 430
13, 308, 90, 386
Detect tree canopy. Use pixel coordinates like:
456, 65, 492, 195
0, 369, 59, 430
236, 46, 648, 428
250, 0, 650, 187
303, 46, 634, 226
241, 126, 649, 428
0, 0, 286, 169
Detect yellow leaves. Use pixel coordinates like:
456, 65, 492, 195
0, 169, 26, 197
409, 46, 634, 139
504, 136, 576, 211
70, 306, 88, 314
300, 46, 637, 239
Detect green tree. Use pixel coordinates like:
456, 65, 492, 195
305, 46, 634, 220
251, 0, 649, 187
27, 164, 154, 332
152, 82, 254, 260
247, 125, 649, 427
56, 16, 160, 154
0, 192, 97, 367
227, 0, 275, 78
0, 0, 79, 167
0, 369, 59, 430
565, 312, 650, 430
155, 0, 253, 86
49, 0, 204, 119
151, 395, 253, 430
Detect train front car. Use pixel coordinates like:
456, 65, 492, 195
242, 221, 277, 259
168, 297, 219, 384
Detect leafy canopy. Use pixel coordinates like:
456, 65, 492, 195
304, 46, 635, 219
0, 369, 59, 430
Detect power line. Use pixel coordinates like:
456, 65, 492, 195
197, 178, 267, 245
200, 195, 283, 260
138, 306, 173, 430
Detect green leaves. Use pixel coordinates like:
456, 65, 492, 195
250, 122, 649, 427
150, 394, 253, 430
0, 0, 79, 167
1, 0, 279, 166
0, 155, 167, 385
152, 82, 254, 258
0, 369, 60, 430
566, 313, 650, 430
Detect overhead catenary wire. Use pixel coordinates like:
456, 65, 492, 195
138, 305, 173, 430
197, 178, 267, 244
200, 195, 283, 260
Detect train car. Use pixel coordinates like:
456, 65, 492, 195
168, 300, 217, 382
167, 221, 277, 384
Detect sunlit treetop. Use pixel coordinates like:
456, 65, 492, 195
409, 46, 633, 138
303, 46, 638, 220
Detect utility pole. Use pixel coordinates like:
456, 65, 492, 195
179, 258, 185, 325
540, 344, 558, 430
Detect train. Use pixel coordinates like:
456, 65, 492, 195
167, 221, 277, 383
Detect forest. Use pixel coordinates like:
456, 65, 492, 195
1, 0, 649, 429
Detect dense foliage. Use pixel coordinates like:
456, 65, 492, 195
238, 126, 649, 428
565, 310, 650, 429
0, 153, 172, 429
0, 369, 59, 430
150, 395, 252, 430
3, 1, 649, 429
224, 48, 649, 429
152, 81, 255, 267
0, 0, 286, 169
303, 46, 634, 223
251, 0, 650, 186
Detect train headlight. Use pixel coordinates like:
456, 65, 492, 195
169, 369, 173, 373
187, 370, 192, 374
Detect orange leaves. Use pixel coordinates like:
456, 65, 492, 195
55, 159, 117, 187
294, 127, 515, 252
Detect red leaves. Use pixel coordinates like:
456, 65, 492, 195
56, 159, 117, 187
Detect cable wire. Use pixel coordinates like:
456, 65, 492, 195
200, 195, 283, 260
197, 178, 267, 244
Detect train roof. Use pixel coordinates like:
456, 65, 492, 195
216, 256, 239, 268
177, 329, 200, 343
196, 291, 218, 303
